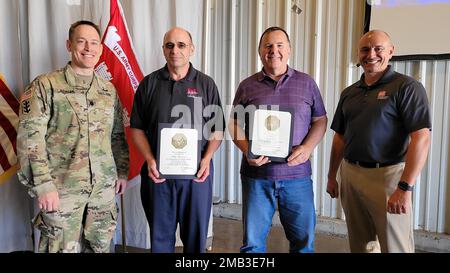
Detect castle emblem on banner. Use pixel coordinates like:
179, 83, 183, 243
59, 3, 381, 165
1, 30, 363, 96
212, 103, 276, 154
95, 62, 113, 81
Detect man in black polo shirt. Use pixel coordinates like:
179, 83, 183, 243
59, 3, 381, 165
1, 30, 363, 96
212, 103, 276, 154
130, 27, 224, 253
326, 30, 431, 253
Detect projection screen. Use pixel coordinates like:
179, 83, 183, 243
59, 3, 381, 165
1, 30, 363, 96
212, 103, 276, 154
367, 0, 450, 60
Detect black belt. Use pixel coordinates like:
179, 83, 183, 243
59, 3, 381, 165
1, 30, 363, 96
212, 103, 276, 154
344, 159, 401, 168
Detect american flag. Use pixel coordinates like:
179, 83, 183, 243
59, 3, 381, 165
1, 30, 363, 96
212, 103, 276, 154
0, 74, 19, 183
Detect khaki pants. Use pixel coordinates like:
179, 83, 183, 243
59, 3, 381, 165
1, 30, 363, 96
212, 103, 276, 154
339, 160, 414, 253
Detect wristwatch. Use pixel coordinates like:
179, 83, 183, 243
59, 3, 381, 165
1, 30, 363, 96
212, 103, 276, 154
398, 181, 414, 191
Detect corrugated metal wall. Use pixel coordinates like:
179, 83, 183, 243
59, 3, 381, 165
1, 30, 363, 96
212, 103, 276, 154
204, 0, 450, 234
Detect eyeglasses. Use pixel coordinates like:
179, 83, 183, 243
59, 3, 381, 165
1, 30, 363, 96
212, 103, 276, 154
163, 42, 190, 50
359, 46, 386, 54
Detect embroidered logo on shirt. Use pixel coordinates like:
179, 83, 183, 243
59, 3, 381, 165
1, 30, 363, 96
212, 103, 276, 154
187, 88, 199, 97
377, 90, 389, 100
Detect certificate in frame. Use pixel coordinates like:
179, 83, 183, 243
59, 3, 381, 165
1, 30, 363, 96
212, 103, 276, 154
157, 123, 201, 179
248, 107, 294, 162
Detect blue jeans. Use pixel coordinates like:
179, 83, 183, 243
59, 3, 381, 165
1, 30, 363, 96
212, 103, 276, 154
240, 176, 316, 253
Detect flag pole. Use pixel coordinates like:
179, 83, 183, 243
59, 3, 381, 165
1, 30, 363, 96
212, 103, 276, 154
97, 0, 144, 253
120, 194, 127, 253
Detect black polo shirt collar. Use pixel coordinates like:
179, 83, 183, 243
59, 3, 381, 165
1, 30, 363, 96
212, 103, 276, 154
157, 62, 197, 82
357, 65, 395, 88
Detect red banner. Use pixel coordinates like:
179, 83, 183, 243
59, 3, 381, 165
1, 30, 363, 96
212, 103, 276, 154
95, 0, 144, 182
0, 74, 19, 183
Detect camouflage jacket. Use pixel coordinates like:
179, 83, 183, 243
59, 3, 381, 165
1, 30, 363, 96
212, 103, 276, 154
17, 63, 129, 197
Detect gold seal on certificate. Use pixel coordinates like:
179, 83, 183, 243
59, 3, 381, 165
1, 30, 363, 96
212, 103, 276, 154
171, 133, 188, 149
249, 108, 293, 162
265, 115, 280, 131
157, 124, 200, 179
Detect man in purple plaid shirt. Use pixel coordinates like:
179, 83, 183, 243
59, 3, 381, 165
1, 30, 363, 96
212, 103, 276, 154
229, 26, 327, 253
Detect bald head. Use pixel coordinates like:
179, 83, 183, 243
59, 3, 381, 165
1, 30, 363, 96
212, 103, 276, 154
359, 30, 393, 48
163, 27, 193, 45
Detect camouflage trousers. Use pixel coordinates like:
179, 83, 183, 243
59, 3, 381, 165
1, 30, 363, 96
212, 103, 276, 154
33, 182, 118, 253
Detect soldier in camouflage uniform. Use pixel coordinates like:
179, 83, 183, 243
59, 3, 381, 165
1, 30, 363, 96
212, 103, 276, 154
16, 20, 129, 253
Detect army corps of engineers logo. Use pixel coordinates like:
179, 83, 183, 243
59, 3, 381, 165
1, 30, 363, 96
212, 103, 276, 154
265, 115, 280, 131
171, 133, 188, 149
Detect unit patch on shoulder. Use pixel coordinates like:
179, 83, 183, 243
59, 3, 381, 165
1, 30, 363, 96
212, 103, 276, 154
20, 90, 33, 115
